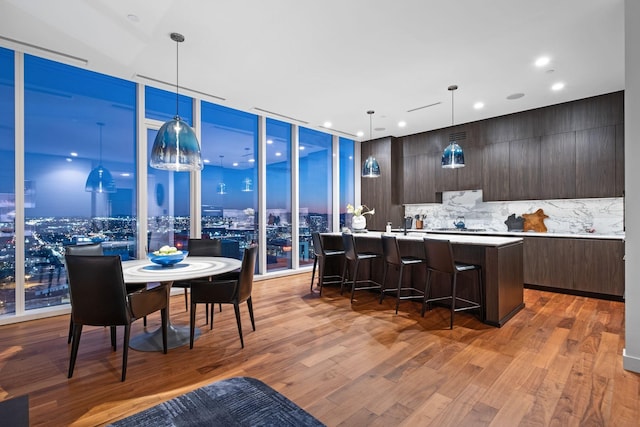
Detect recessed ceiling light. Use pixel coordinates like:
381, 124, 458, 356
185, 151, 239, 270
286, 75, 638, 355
551, 82, 565, 91
121, 173, 130, 177
398, 121, 406, 128
506, 93, 525, 100
356, 131, 364, 137
70, 152, 78, 157
473, 102, 484, 109
535, 56, 550, 67
323, 121, 332, 128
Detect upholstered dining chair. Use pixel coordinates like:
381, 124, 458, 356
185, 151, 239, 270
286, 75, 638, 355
189, 244, 258, 349
65, 254, 168, 381
173, 238, 222, 311
310, 232, 345, 295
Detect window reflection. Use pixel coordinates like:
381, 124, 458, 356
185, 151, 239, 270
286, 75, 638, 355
22, 55, 137, 313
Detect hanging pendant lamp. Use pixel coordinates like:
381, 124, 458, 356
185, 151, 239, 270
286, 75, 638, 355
85, 122, 116, 193
150, 32, 203, 172
441, 85, 465, 169
362, 110, 381, 178
217, 155, 227, 194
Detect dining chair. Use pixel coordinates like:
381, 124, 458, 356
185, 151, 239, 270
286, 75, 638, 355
173, 238, 223, 311
65, 254, 168, 381
189, 244, 258, 349
422, 238, 483, 329
341, 233, 382, 303
379, 235, 425, 314
310, 232, 345, 295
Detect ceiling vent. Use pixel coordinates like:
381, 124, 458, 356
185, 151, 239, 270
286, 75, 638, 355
449, 131, 467, 142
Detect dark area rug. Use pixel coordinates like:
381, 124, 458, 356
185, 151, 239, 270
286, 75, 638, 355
108, 376, 325, 426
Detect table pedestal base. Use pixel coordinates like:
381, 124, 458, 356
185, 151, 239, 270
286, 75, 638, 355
129, 323, 200, 352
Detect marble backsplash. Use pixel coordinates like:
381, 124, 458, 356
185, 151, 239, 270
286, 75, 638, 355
404, 190, 624, 235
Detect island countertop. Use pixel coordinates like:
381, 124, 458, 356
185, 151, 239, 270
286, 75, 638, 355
327, 231, 523, 247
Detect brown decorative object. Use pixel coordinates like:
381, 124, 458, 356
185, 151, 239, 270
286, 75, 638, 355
522, 208, 549, 232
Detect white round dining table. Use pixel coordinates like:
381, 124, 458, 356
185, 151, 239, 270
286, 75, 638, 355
122, 256, 242, 352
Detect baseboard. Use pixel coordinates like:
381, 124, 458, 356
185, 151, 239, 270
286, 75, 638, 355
623, 348, 640, 373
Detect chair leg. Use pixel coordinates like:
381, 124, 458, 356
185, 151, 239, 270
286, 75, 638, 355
450, 274, 457, 330
68, 324, 83, 378
421, 270, 433, 317
143, 316, 147, 327
310, 257, 318, 292
318, 258, 325, 296
161, 307, 168, 354
395, 264, 404, 314
205, 303, 209, 325
233, 303, 244, 348
121, 324, 130, 382
247, 297, 255, 331
189, 302, 197, 349
340, 259, 349, 295
350, 259, 361, 303
379, 262, 389, 304
67, 317, 73, 344
110, 326, 117, 351
183, 288, 188, 311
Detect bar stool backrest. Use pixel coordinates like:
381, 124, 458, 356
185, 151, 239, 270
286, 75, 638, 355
312, 232, 323, 258
341, 233, 357, 262
381, 235, 402, 266
423, 238, 456, 274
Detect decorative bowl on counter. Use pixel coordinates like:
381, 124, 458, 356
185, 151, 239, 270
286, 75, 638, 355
148, 250, 188, 267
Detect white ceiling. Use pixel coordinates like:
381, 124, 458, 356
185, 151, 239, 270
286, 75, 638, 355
0, 0, 625, 142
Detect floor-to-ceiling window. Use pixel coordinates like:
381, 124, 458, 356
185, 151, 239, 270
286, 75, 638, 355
0, 48, 15, 316
265, 118, 292, 271
145, 87, 193, 252
339, 137, 355, 230
299, 127, 333, 266
200, 102, 258, 261
23, 55, 137, 312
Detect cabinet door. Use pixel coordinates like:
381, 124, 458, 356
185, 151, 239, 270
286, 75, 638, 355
482, 141, 510, 201
523, 237, 574, 289
434, 151, 458, 192
575, 126, 616, 198
540, 132, 576, 199
573, 239, 624, 297
402, 155, 418, 204
509, 137, 540, 200
457, 145, 483, 190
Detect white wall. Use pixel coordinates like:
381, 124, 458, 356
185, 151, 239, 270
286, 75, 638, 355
623, 0, 640, 372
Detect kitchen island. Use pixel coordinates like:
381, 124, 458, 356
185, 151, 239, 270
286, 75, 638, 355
321, 231, 524, 327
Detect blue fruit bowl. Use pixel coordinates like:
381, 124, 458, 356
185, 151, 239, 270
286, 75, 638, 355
148, 251, 188, 267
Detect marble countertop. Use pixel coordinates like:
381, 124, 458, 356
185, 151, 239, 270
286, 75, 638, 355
331, 231, 523, 247
394, 228, 625, 240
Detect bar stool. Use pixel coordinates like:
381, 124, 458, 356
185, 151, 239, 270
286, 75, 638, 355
379, 235, 425, 314
341, 233, 382, 303
422, 238, 483, 329
310, 232, 345, 295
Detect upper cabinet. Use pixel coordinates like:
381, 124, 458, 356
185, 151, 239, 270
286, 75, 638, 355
392, 91, 624, 204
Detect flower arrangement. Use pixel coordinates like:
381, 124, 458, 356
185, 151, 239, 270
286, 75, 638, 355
347, 204, 375, 217
243, 208, 255, 216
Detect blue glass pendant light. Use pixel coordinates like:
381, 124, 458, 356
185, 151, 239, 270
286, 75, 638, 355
85, 122, 116, 193
150, 32, 203, 172
441, 85, 465, 169
362, 110, 381, 178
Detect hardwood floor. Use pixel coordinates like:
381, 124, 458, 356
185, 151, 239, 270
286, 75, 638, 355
0, 272, 638, 426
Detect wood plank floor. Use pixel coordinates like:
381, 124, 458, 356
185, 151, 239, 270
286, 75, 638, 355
1, 272, 638, 426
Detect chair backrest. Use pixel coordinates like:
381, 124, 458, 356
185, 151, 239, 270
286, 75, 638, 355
341, 233, 357, 261
65, 243, 103, 256
188, 238, 222, 256
65, 255, 131, 326
237, 244, 258, 302
423, 238, 456, 274
311, 232, 323, 257
381, 235, 401, 265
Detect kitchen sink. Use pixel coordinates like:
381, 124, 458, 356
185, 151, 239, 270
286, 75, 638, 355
431, 228, 487, 232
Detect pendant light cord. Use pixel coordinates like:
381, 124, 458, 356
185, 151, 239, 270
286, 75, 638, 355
97, 122, 104, 164
175, 37, 179, 116
367, 110, 375, 141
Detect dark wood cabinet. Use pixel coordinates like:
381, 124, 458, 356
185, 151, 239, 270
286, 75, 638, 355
482, 141, 510, 201
403, 154, 437, 204
575, 126, 616, 198
523, 236, 624, 298
540, 132, 576, 199
509, 137, 540, 200
457, 145, 483, 190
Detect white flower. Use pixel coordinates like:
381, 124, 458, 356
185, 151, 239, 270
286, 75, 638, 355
346, 203, 375, 217
243, 208, 255, 216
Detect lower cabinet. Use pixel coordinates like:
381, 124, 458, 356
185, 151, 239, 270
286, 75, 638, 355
523, 237, 624, 298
